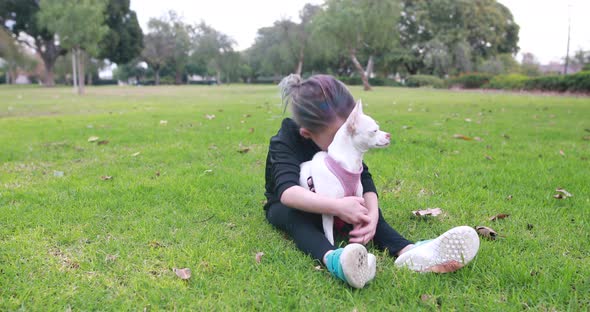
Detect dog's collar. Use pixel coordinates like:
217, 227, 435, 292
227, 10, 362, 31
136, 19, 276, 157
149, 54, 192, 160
324, 155, 362, 196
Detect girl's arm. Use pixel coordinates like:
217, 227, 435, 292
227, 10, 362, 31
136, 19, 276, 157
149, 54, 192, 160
281, 185, 371, 225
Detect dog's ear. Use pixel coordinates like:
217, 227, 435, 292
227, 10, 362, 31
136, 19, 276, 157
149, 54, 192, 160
346, 100, 362, 134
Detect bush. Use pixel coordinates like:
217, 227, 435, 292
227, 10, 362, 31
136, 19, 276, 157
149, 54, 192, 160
487, 74, 528, 90
562, 71, 590, 92
93, 79, 118, 86
450, 73, 493, 89
523, 75, 568, 92
0, 73, 5, 84
338, 76, 363, 86
405, 75, 445, 88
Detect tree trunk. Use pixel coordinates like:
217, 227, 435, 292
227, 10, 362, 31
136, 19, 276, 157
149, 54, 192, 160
35, 37, 60, 87
295, 46, 304, 75
77, 49, 85, 95
365, 55, 374, 78
175, 67, 183, 85
87, 71, 93, 86
155, 69, 160, 85
72, 49, 78, 91
349, 48, 371, 91
216, 69, 221, 85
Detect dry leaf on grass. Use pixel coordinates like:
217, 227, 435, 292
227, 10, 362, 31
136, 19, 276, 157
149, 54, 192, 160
173, 268, 191, 280
249, 128, 255, 133
54, 171, 64, 177
475, 226, 498, 240
205, 114, 216, 120
255, 252, 264, 264
489, 213, 509, 221
554, 188, 573, 199
159, 120, 168, 125
485, 154, 493, 160
131, 152, 141, 157
105, 254, 118, 262
412, 208, 442, 217
238, 147, 250, 154
506, 195, 513, 200
559, 150, 565, 156
453, 134, 472, 141
88, 136, 99, 142
97, 140, 109, 145
100, 175, 112, 181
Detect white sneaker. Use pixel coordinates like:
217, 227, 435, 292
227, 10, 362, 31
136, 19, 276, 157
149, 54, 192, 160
394, 226, 480, 273
367, 253, 377, 282
327, 244, 375, 288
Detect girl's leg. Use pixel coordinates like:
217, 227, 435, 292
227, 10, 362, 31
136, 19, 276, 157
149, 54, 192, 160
265, 202, 334, 262
372, 208, 413, 257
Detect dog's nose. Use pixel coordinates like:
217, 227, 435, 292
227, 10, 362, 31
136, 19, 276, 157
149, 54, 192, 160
385, 133, 391, 140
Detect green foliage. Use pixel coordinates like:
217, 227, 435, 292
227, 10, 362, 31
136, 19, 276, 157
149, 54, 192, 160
450, 73, 493, 89
38, 0, 109, 56
405, 74, 445, 88
338, 76, 402, 87
487, 73, 528, 90
522, 71, 590, 93
0, 71, 5, 84
98, 0, 143, 65
562, 71, 590, 92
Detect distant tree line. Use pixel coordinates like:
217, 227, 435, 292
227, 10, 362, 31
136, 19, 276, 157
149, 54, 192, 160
1, 0, 590, 92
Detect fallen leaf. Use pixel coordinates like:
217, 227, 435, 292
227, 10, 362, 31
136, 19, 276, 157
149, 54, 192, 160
474, 137, 483, 141
255, 252, 264, 264
555, 188, 573, 197
583, 136, 590, 141
249, 128, 255, 133
402, 125, 412, 130
209, 144, 218, 150
203, 169, 213, 174
100, 175, 112, 181
159, 120, 168, 125
97, 140, 109, 145
243, 114, 251, 118
155, 171, 160, 177
205, 114, 215, 120
485, 154, 493, 160
420, 294, 433, 302
88, 136, 99, 142
506, 195, 513, 200
502, 134, 510, 139
465, 118, 472, 122
314, 265, 323, 271
54, 171, 64, 177
173, 268, 191, 280
238, 147, 250, 154
412, 208, 442, 217
148, 241, 165, 248
489, 213, 510, 221
131, 152, 141, 157
559, 150, 565, 156
105, 254, 118, 262
475, 226, 498, 240
553, 193, 566, 199
453, 134, 472, 141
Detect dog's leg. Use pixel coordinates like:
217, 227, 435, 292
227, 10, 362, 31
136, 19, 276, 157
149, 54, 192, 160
322, 214, 335, 245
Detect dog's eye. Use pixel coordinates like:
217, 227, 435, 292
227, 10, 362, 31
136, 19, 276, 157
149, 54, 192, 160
373, 130, 378, 133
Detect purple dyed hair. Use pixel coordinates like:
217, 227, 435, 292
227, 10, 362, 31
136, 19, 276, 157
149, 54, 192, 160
279, 74, 356, 133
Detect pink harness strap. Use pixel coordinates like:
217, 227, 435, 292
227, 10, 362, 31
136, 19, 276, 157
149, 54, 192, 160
324, 155, 362, 197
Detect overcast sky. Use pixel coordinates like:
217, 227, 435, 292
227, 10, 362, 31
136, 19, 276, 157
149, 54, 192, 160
130, 0, 590, 64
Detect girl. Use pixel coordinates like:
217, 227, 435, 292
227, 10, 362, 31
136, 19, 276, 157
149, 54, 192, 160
264, 74, 479, 288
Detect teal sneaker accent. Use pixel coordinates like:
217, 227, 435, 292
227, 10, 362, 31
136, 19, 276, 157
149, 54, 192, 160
325, 248, 348, 283
414, 239, 433, 247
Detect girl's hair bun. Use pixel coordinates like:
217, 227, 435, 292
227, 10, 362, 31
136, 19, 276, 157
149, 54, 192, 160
279, 74, 302, 112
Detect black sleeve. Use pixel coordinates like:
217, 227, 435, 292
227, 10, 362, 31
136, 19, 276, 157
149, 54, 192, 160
268, 133, 302, 201
361, 162, 378, 196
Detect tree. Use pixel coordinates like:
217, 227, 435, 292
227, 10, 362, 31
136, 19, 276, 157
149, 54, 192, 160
0, 0, 66, 86
141, 18, 174, 85
38, 0, 109, 94
193, 22, 235, 84
520, 52, 540, 77
313, 0, 401, 90
398, 0, 520, 76
98, 0, 143, 65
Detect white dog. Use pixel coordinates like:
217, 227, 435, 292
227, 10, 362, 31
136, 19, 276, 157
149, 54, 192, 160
299, 100, 390, 245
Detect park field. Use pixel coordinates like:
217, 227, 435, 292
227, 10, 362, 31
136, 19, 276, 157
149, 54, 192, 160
1, 84, 589, 310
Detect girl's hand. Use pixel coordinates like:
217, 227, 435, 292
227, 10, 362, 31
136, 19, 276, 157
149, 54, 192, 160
334, 196, 370, 225
349, 211, 378, 245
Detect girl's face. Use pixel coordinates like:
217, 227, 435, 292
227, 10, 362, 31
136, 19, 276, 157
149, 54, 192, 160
299, 119, 345, 151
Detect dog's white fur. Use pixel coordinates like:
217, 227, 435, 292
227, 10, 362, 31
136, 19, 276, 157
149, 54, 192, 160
299, 100, 391, 245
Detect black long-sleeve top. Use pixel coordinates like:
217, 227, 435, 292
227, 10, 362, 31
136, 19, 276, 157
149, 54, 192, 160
264, 118, 378, 210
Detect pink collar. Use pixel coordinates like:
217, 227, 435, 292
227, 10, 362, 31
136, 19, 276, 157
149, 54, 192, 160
324, 155, 362, 196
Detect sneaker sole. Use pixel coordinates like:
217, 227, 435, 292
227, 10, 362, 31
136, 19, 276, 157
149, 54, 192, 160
340, 243, 370, 288
395, 226, 480, 273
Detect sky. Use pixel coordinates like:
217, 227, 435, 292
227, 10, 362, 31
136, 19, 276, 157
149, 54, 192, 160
129, 0, 590, 65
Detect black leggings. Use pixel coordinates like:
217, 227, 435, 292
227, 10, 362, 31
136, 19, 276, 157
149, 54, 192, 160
265, 202, 413, 263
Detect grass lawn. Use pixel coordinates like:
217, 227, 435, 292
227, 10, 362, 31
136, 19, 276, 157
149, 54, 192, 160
1, 84, 589, 310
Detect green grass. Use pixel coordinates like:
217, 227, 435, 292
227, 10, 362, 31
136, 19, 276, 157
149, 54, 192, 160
1, 85, 589, 310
